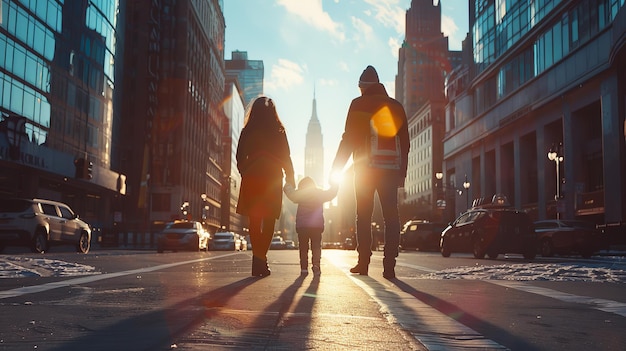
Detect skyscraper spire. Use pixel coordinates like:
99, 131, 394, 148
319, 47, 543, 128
305, 87, 324, 185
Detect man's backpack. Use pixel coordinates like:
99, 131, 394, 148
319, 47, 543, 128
368, 108, 401, 170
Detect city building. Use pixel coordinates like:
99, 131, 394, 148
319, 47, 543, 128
0, 1, 126, 232
304, 90, 324, 186
396, 0, 459, 221
222, 76, 245, 234
225, 51, 264, 107
444, 0, 626, 239
119, 0, 226, 232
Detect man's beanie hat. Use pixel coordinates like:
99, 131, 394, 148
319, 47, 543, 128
359, 65, 379, 87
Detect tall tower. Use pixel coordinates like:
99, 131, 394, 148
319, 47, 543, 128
396, 0, 449, 117
304, 90, 324, 186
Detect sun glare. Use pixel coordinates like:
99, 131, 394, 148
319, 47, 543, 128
371, 106, 400, 137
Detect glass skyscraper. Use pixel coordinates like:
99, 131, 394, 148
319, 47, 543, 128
0, 0, 125, 226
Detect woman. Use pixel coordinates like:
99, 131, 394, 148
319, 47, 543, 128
236, 96, 296, 277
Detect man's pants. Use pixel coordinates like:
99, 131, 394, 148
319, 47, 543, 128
354, 170, 400, 266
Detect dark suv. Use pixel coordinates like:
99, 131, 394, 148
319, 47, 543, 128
439, 196, 536, 259
400, 220, 445, 251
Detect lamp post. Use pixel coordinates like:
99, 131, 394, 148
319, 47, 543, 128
462, 175, 471, 209
181, 201, 190, 220
547, 143, 564, 219
201, 193, 207, 223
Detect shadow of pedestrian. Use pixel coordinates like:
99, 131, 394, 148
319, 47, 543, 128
48, 277, 261, 351
385, 278, 538, 350
226, 273, 312, 349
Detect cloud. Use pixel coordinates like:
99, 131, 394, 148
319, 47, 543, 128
350, 16, 374, 48
265, 59, 305, 91
441, 14, 459, 40
318, 78, 339, 87
277, 0, 345, 41
388, 36, 401, 59
363, 0, 406, 35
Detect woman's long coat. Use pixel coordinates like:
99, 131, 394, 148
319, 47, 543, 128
236, 126, 295, 219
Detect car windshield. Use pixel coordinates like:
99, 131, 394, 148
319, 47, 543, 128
168, 222, 195, 229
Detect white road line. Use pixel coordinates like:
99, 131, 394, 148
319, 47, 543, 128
325, 253, 509, 351
490, 280, 626, 317
0, 253, 240, 300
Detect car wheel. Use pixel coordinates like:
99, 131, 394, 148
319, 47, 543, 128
157, 247, 164, 253
540, 239, 554, 257
473, 239, 486, 259
487, 251, 499, 259
0, 243, 5, 254
31, 230, 48, 254
76, 232, 90, 253
440, 241, 451, 257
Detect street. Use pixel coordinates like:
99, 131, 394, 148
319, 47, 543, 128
1, 247, 625, 350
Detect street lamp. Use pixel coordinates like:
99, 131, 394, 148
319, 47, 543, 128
201, 193, 208, 223
462, 175, 471, 209
547, 142, 564, 219
434, 172, 446, 211
181, 201, 190, 219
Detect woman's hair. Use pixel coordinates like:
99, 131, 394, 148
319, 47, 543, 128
244, 96, 285, 132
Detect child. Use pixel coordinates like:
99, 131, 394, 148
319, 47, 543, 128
284, 177, 338, 275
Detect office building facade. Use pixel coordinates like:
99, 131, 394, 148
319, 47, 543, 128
120, 0, 226, 231
225, 50, 263, 107
0, 0, 126, 229
444, 0, 626, 234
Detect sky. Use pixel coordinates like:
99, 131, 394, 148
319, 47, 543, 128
223, 0, 469, 185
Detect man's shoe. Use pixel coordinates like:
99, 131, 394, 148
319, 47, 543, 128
312, 265, 321, 275
350, 263, 368, 275
383, 269, 396, 279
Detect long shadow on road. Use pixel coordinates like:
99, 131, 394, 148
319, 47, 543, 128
389, 279, 538, 350
49, 276, 260, 351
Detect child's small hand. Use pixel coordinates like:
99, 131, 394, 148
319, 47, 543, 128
283, 183, 295, 195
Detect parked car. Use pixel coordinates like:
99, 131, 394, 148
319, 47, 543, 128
284, 240, 297, 249
0, 198, 92, 253
156, 220, 210, 253
210, 231, 243, 251
342, 237, 356, 250
534, 219, 600, 258
400, 220, 445, 251
440, 195, 536, 259
270, 236, 287, 250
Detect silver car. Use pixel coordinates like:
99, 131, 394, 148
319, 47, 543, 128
156, 221, 210, 253
0, 198, 92, 253
210, 231, 243, 251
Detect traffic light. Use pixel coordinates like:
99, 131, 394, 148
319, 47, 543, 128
74, 158, 92, 180
74, 158, 85, 178
86, 160, 93, 179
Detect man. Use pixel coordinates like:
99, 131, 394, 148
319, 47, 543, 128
330, 65, 410, 279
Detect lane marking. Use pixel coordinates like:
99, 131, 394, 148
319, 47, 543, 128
324, 252, 508, 350
490, 280, 626, 317
0, 253, 241, 300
